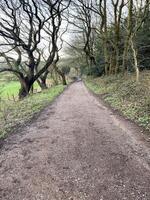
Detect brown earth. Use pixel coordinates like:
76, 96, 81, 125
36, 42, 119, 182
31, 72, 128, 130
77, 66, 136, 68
0, 82, 150, 200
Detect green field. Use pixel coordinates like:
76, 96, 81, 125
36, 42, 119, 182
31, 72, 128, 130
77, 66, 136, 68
0, 81, 20, 99
0, 73, 20, 99
0, 79, 40, 100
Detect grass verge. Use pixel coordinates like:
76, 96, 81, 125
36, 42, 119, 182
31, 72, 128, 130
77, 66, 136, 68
85, 71, 150, 131
0, 81, 41, 100
0, 85, 64, 138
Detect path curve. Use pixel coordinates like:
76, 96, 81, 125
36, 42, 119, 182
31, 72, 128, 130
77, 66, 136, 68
0, 82, 150, 200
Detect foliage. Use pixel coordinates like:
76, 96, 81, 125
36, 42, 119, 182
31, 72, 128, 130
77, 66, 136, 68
85, 64, 103, 77
65, 0, 150, 79
136, 11, 150, 70
0, 0, 71, 98
86, 71, 150, 131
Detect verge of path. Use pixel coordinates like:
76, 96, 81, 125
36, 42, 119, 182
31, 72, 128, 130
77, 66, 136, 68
0, 82, 150, 200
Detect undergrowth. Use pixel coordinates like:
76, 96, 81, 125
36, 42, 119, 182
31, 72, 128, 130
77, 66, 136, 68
86, 71, 150, 131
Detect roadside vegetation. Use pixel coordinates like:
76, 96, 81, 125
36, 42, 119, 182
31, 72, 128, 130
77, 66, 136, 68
86, 71, 150, 131
0, 83, 64, 138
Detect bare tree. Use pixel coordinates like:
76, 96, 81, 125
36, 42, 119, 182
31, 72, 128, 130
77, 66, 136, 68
66, 0, 97, 68
0, 0, 71, 98
122, 0, 150, 81
111, 0, 126, 74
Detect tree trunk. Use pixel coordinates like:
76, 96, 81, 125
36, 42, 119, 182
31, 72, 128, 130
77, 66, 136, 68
122, 0, 133, 73
104, 41, 109, 75
18, 78, 32, 99
40, 80, 47, 89
19, 86, 28, 99
61, 74, 67, 85
51, 69, 59, 85
115, 45, 120, 74
37, 78, 47, 90
54, 65, 67, 86
122, 41, 129, 73
131, 37, 139, 82
103, 0, 109, 75
37, 70, 49, 90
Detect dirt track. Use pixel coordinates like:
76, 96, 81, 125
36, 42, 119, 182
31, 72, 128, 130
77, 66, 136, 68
0, 82, 150, 200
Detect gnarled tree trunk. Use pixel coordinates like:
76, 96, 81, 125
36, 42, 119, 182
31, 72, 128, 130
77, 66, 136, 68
19, 77, 33, 99
61, 73, 67, 85
37, 79, 47, 90
37, 70, 49, 90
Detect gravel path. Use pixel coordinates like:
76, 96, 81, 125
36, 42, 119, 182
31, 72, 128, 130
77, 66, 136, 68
0, 82, 150, 200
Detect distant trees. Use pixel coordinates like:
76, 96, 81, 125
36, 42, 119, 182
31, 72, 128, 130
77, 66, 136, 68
122, 0, 150, 81
136, 11, 150, 70
65, 0, 150, 80
67, 0, 97, 68
0, 0, 71, 98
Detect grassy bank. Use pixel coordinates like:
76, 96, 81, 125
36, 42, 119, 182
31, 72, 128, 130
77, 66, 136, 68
0, 81, 41, 100
85, 71, 150, 131
0, 85, 64, 138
